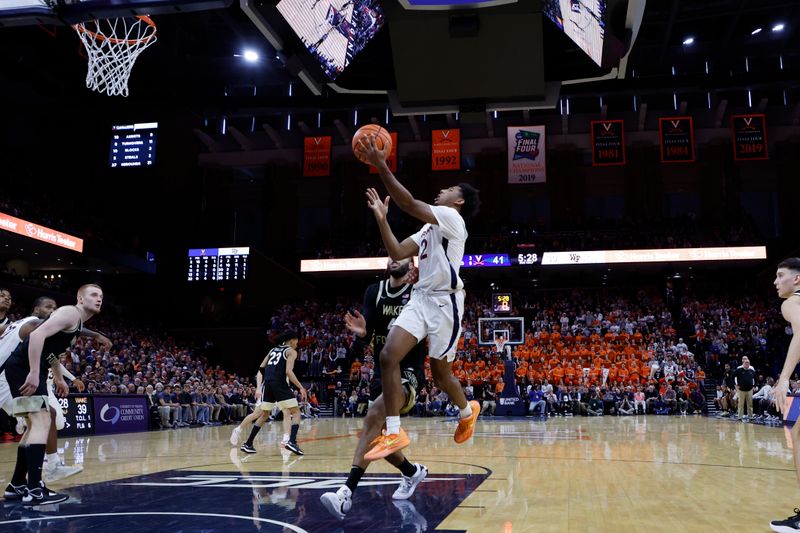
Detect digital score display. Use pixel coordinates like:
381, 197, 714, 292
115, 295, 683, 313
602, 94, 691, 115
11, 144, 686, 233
110, 122, 157, 168
493, 293, 513, 313
187, 247, 249, 281
516, 253, 540, 265
57, 394, 94, 437
461, 254, 510, 268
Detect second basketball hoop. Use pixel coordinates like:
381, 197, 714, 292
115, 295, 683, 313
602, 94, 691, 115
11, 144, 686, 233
73, 15, 157, 97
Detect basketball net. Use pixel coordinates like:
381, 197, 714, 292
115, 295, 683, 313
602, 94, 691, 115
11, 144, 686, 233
73, 16, 157, 97
494, 337, 507, 357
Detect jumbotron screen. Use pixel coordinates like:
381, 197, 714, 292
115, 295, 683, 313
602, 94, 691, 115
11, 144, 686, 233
543, 0, 606, 66
277, 0, 384, 80
187, 247, 249, 281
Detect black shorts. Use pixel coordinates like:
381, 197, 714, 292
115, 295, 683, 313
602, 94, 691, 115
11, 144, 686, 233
260, 380, 297, 409
4, 358, 48, 398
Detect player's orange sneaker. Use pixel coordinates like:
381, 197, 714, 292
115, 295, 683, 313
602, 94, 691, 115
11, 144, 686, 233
454, 400, 481, 444
364, 427, 410, 461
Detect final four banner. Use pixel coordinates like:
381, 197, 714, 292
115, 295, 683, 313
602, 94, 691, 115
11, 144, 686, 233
591, 120, 626, 166
507, 126, 546, 184
302, 136, 331, 177
731, 114, 768, 160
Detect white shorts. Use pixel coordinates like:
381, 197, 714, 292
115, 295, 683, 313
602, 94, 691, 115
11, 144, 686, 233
393, 290, 464, 362
0, 373, 13, 415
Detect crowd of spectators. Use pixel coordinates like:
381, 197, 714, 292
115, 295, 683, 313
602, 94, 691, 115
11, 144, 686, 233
2, 277, 795, 440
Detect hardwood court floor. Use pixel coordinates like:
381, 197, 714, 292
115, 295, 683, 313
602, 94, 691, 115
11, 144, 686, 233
0, 415, 796, 532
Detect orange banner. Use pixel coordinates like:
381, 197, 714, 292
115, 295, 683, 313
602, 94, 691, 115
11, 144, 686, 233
431, 129, 460, 171
303, 136, 332, 176
369, 132, 398, 174
0, 211, 83, 252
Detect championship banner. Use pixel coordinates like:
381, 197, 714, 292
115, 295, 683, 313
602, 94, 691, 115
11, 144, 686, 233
302, 136, 331, 176
659, 117, 694, 163
369, 132, 398, 174
431, 129, 460, 171
731, 114, 768, 160
591, 120, 626, 166
507, 125, 546, 184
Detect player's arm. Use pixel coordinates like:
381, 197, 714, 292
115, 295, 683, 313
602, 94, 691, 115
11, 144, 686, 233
255, 356, 267, 399
80, 328, 112, 351
347, 285, 379, 358
284, 349, 306, 401
21, 307, 80, 396
774, 298, 800, 413
361, 135, 438, 225
365, 188, 419, 260
50, 356, 69, 397
16, 318, 45, 341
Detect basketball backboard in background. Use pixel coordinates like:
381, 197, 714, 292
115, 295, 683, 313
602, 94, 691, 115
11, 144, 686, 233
477, 317, 525, 346
0, 0, 232, 27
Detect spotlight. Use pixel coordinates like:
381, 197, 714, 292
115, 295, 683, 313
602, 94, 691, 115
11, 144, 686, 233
682, 36, 694, 45
772, 23, 785, 32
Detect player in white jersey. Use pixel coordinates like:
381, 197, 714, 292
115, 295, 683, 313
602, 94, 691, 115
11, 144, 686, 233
357, 135, 482, 461
0, 288, 11, 327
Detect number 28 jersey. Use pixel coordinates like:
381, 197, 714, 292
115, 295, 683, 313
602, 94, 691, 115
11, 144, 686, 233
409, 205, 467, 292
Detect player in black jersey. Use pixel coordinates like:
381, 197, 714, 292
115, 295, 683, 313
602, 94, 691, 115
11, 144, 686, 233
240, 331, 307, 456
2, 283, 102, 506
321, 258, 429, 522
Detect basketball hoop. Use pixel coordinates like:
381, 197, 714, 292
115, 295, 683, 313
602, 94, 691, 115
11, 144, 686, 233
494, 336, 507, 355
73, 16, 157, 97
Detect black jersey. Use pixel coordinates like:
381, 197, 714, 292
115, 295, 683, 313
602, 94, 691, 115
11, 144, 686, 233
350, 279, 426, 378
7, 315, 82, 372
262, 345, 291, 382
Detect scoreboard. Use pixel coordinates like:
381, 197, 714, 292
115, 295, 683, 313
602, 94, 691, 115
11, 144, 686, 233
57, 394, 94, 437
109, 122, 157, 168
187, 247, 249, 281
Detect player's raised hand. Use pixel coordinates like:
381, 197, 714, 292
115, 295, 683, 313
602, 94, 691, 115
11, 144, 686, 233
358, 133, 389, 167
345, 310, 367, 338
366, 188, 389, 221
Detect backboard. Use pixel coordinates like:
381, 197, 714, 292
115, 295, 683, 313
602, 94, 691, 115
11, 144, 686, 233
477, 317, 525, 346
0, 0, 233, 27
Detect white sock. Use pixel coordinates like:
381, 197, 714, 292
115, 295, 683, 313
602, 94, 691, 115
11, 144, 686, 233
385, 416, 401, 435
459, 404, 473, 419
46, 453, 60, 467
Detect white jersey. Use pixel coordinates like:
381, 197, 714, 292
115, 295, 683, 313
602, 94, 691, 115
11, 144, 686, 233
0, 316, 40, 367
410, 205, 467, 292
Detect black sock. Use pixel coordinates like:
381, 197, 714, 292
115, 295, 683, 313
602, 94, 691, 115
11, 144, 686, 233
11, 445, 27, 486
245, 424, 261, 446
397, 458, 418, 478
345, 465, 365, 493
25, 444, 46, 490
290, 423, 299, 443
